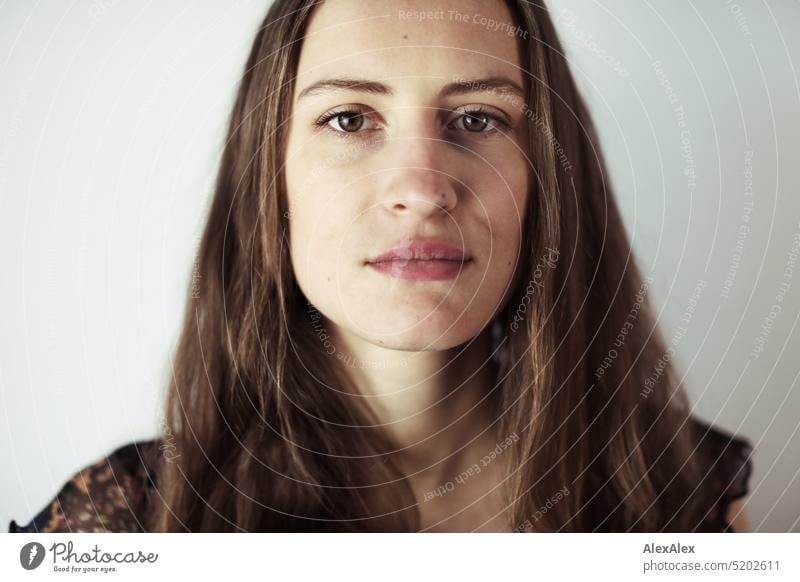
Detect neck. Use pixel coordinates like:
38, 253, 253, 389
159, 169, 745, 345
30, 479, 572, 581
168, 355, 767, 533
329, 322, 501, 481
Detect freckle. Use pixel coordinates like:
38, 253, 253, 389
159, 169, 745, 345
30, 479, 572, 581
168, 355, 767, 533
403, 34, 408, 39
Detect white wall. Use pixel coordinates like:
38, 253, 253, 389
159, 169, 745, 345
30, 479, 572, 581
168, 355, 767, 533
1, 0, 798, 531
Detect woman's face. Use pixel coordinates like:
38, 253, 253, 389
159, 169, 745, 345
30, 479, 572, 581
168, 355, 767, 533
285, 0, 530, 351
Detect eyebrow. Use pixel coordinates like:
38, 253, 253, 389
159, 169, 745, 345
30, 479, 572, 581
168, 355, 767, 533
296, 76, 525, 102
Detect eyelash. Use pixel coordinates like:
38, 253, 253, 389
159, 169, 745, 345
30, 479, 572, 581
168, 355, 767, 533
313, 105, 511, 138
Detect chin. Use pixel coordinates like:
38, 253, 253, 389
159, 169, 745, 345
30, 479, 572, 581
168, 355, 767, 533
366, 333, 473, 352
355, 310, 484, 351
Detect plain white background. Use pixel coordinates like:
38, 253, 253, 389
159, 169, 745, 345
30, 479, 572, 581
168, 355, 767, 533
1, 0, 798, 531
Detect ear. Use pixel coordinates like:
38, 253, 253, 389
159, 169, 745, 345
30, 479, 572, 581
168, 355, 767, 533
725, 498, 750, 532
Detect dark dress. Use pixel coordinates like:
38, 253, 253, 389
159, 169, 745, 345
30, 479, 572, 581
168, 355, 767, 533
8, 416, 753, 533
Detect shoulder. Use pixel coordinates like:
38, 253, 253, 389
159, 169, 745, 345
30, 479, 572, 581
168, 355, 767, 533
687, 416, 754, 532
8, 439, 162, 533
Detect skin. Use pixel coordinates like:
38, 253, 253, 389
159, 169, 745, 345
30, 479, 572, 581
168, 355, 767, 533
284, 0, 530, 531
726, 499, 750, 532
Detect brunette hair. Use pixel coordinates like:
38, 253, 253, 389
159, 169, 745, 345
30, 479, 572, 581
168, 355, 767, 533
149, 0, 717, 532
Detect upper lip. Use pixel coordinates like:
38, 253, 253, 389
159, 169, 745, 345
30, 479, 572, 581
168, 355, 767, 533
367, 238, 471, 263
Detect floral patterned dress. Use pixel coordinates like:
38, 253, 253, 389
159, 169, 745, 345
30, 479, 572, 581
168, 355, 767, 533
8, 417, 753, 533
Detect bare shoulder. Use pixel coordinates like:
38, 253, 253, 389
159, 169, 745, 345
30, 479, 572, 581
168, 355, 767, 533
725, 498, 750, 533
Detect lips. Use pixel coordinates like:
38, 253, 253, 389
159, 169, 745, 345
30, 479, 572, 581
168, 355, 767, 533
366, 238, 472, 281
367, 239, 471, 264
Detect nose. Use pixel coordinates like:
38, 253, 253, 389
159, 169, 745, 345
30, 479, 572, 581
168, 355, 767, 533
379, 137, 459, 219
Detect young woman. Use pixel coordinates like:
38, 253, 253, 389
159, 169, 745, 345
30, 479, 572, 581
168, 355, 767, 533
10, 0, 753, 533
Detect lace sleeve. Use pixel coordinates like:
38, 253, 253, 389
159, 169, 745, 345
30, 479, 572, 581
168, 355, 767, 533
8, 440, 159, 533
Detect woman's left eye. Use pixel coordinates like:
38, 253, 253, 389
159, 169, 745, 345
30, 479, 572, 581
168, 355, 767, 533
448, 107, 510, 135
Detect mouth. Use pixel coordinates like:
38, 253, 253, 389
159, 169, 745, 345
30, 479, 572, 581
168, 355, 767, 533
367, 257, 472, 281
365, 238, 473, 281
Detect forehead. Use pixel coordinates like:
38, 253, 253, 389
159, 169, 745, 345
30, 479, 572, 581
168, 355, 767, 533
296, 0, 524, 89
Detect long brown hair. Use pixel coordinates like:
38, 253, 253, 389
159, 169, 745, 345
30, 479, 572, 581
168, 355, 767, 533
149, 0, 718, 532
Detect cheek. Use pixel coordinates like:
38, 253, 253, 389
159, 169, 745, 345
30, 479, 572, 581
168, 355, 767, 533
287, 168, 362, 307
469, 154, 528, 315
289, 207, 340, 291
480, 155, 529, 260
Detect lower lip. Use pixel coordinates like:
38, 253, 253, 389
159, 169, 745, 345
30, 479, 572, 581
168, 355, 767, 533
367, 259, 471, 281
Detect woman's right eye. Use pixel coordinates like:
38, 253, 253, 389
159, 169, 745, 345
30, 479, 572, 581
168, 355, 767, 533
315, 107, 378, 134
